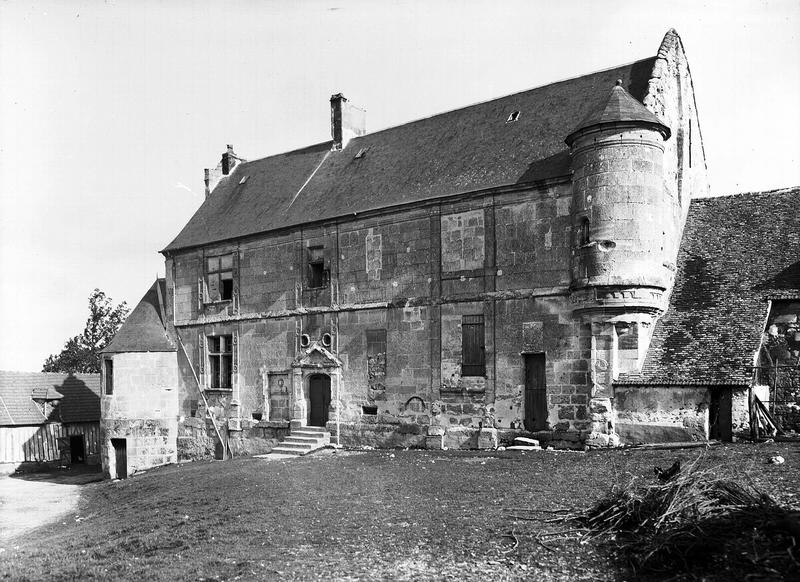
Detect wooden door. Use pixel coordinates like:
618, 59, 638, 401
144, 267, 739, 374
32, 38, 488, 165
524, 354, 548, 431
111, 438, 127, 479
309, 375, 331, 427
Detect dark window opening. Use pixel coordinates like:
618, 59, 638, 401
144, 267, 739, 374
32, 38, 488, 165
579, 217, 590, 246
206, 254, 233, 302
362, 405, 378, 415
506, 111, 521, 123
251, 412, 263, 421
104, 359, 113, 395
307, 246, 329, 288
189, 399, 199, 417
208, 335, 233, 389
461, 314, 485, 376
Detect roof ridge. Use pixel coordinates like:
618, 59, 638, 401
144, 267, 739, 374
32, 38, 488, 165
238, 56, 659, 166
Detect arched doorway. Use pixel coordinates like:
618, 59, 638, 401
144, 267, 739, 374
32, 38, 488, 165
308, 374, 331, 427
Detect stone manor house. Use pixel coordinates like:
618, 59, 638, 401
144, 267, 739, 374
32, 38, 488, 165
99, 29, 800, 478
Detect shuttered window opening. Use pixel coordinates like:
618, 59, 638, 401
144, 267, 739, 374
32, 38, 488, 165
461, 314, 485, 376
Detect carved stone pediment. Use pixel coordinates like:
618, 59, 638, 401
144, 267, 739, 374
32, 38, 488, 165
292, 341, 342, 369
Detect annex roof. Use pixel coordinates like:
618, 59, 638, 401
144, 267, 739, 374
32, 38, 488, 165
617, 187, 800, 386
0, 371, 102, 426
163, 55, 663, 252
103, 279, 175, 354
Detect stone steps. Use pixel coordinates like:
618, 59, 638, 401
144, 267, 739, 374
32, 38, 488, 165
271, 426, 330, 456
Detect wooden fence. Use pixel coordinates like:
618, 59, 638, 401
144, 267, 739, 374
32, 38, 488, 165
0, 422, 100, 464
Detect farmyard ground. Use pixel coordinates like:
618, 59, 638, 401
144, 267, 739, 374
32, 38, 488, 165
1, 443, 799, 581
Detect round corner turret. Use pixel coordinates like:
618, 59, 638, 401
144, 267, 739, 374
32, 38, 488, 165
567, 80, 676, 310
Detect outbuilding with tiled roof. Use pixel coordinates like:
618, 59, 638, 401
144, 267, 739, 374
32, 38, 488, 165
0, 371, 102, 472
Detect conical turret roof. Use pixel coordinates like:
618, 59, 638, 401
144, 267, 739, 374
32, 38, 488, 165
565, 80, 671, 146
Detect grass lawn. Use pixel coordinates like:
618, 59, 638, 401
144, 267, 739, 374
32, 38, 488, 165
2, 442, 799, 581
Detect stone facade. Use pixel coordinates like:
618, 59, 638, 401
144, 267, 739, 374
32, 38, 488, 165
110, 30, 757, 460
161, 30, 708, 451
100, 351, 179, 478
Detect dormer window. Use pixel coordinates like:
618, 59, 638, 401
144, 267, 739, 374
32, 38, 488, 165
354, 147, 369, 159
506, 111, 521, 123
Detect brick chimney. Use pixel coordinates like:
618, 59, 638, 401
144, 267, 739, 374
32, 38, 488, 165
330, 94, 366, 151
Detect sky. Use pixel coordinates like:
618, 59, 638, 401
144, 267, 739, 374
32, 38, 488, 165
1, 0, 798, 372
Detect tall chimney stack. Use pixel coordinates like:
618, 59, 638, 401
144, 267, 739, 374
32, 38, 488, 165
204, 144, 244, 198
221, 144, 236, 175
330, 94, 366, 151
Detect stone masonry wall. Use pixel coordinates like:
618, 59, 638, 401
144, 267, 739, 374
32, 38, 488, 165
166, 181, 583, 448
101, 351, 179, 478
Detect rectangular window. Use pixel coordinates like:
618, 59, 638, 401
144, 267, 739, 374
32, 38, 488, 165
307, 246, 329, 288
104, 359, 114, 395
461, 314, 485, 376
208, 335, 233, 389
366, 329, 387, 357
206, 254, 233, 302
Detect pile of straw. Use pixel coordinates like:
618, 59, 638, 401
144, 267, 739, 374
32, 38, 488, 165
580, 458, 799, 579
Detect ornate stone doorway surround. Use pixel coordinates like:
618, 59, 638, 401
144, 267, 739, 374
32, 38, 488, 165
289, 341, 342, 442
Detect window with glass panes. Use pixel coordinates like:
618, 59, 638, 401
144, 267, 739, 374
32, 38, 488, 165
206, 254, 233, 302
208, 335, 233, 389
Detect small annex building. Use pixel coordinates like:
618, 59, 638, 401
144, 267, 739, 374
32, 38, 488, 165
617, 188, 800, 443
0, 371, 101, 474
99, 279, 179, 479
102, 28, 799, 471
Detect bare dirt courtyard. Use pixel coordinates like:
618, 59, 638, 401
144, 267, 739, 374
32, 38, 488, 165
0, 466, 102, 541
0, 444, 798, 581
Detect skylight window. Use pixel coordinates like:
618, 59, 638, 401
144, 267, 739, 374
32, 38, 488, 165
354, 147, 369, 159
239, 175, 248, 185
506, 111, 521, 123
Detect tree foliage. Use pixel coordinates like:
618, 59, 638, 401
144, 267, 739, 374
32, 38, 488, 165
42, 289, 129, 373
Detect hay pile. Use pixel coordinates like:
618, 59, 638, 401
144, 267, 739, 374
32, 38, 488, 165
580, 458, 800, 580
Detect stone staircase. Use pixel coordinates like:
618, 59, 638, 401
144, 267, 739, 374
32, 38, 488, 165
271, 426, 331, 456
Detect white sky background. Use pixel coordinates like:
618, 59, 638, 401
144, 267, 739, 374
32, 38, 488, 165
0, 0, 798, 372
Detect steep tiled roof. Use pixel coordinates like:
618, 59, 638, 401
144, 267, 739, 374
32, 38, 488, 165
618, 187, 800, 386
0, 371, 101, 425
103, 279, 175, 353
564, 80, 670, 145
163, 57, 659, 252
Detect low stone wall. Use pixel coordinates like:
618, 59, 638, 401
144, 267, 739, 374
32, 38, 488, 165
177, 418, 287, 461
331, 420, 427, 449
101, 418, 178, 479
329, 419, 588, 450
614, 385, 709, 445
